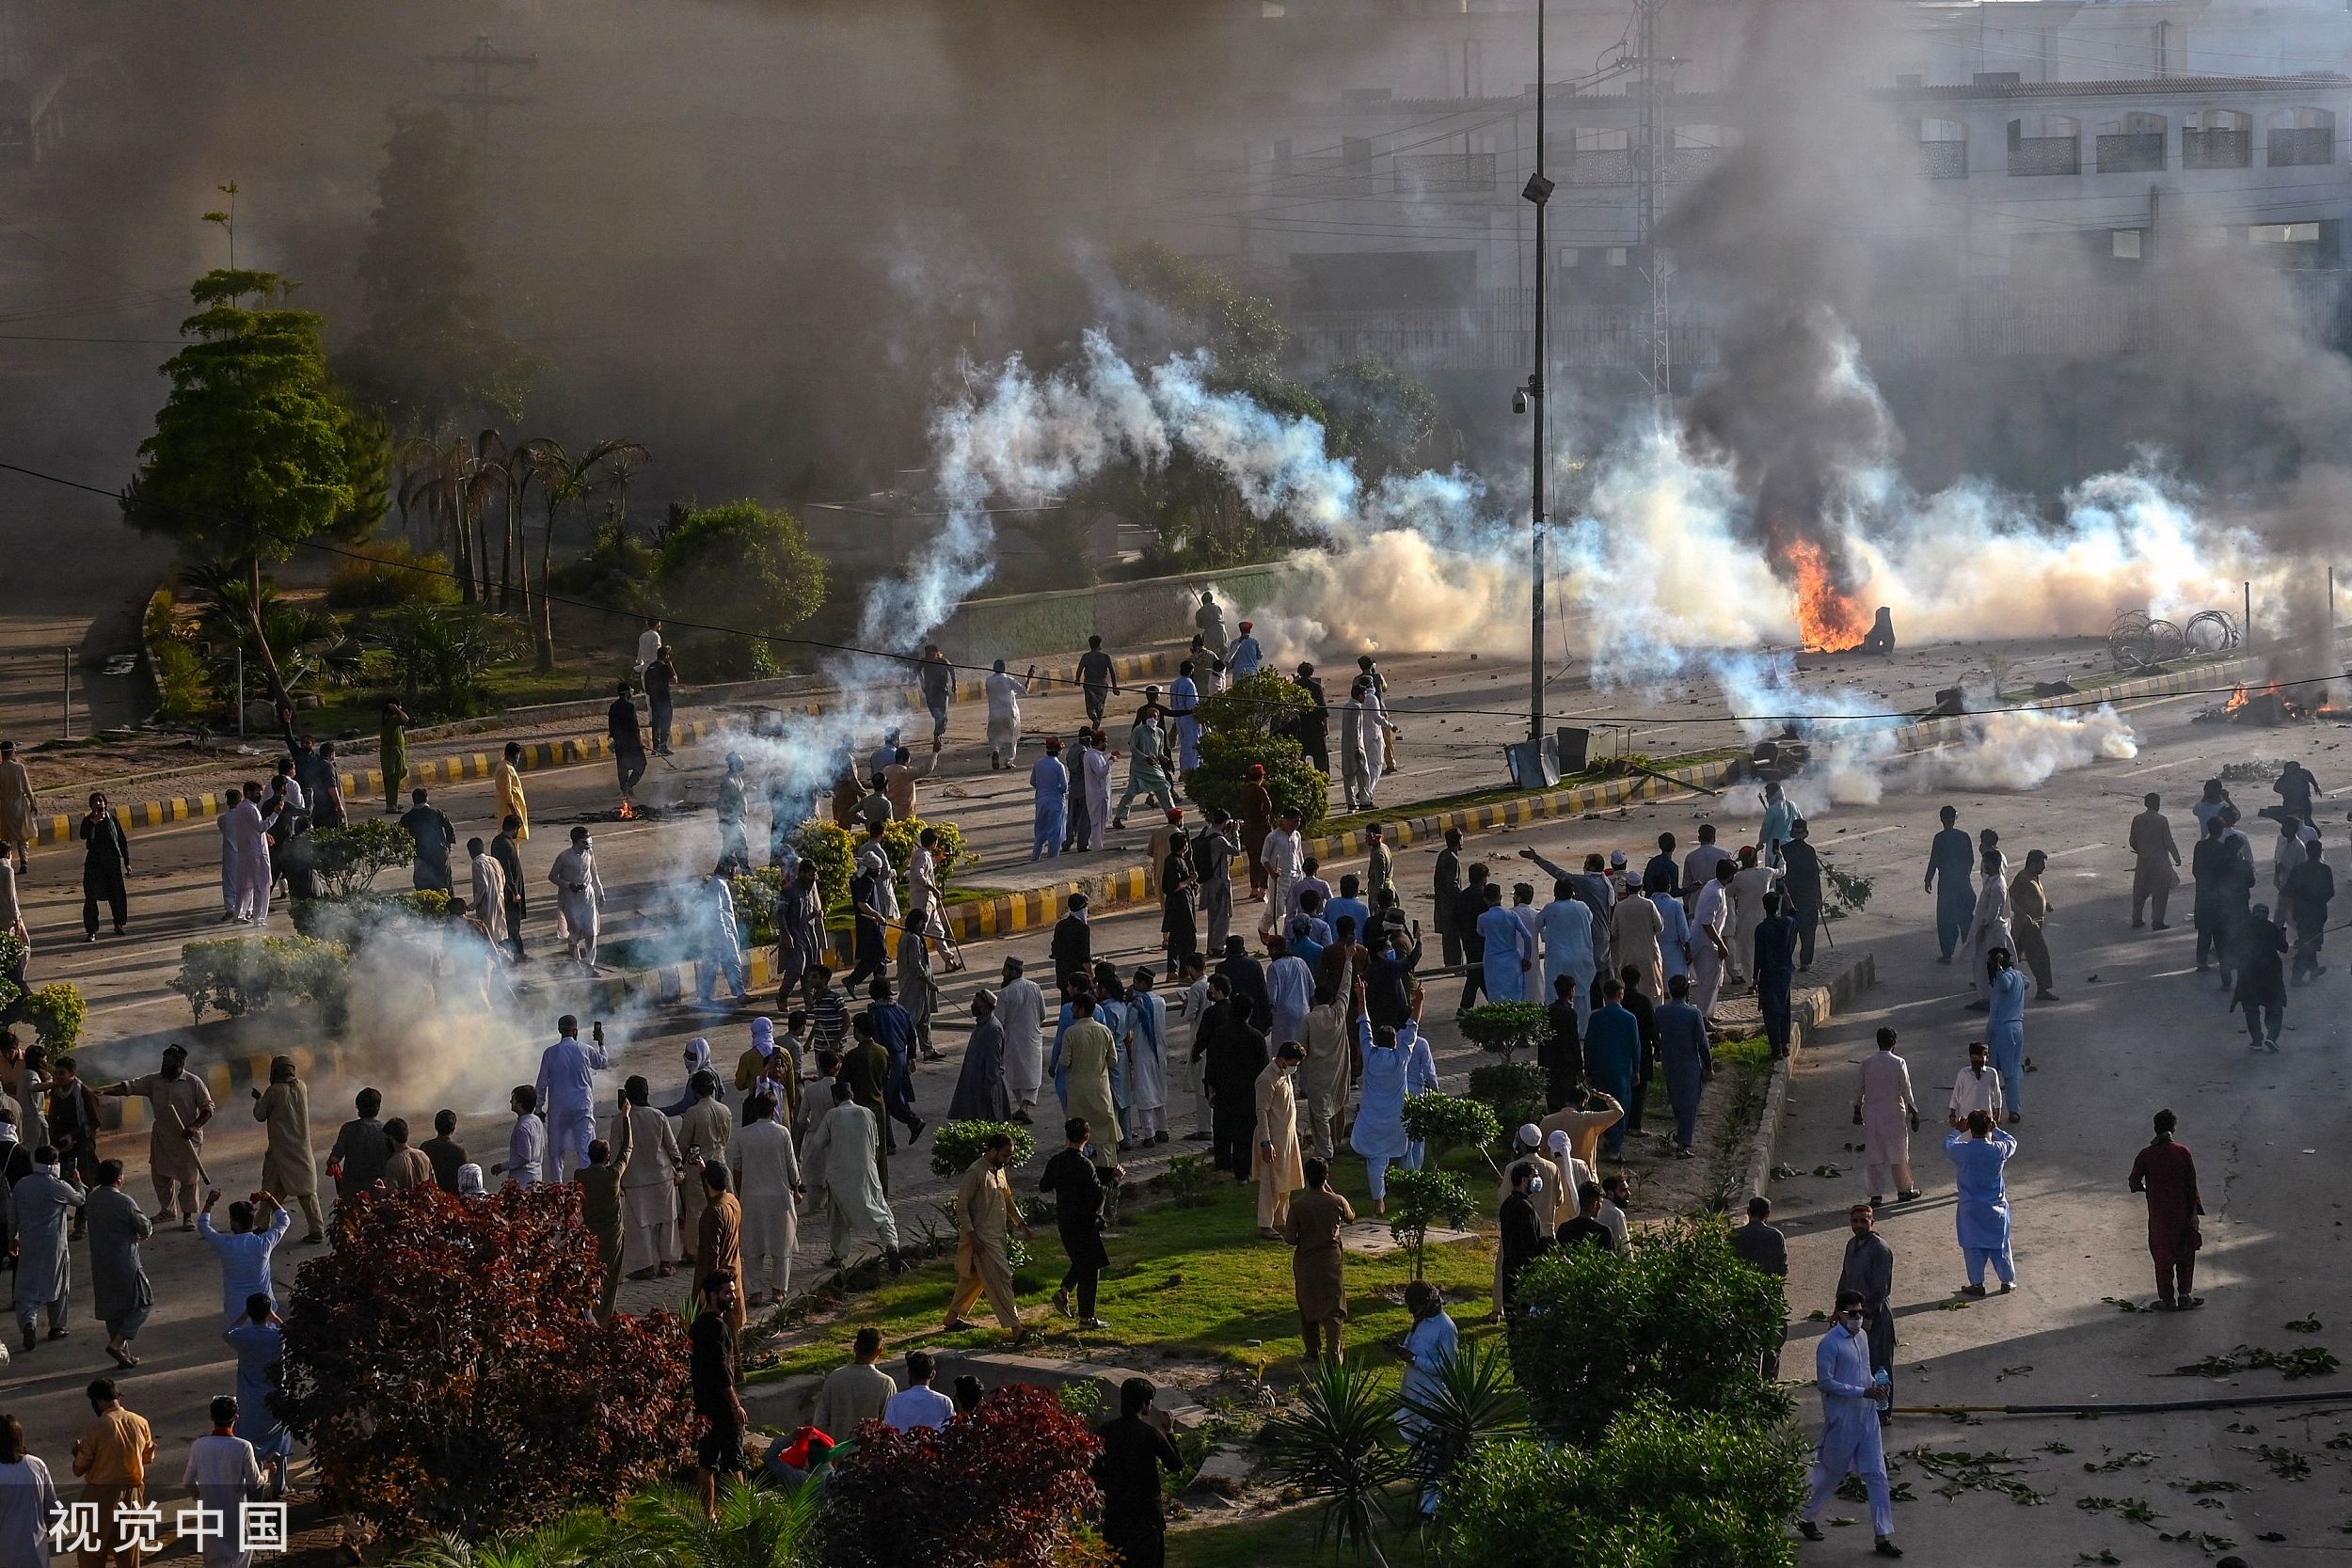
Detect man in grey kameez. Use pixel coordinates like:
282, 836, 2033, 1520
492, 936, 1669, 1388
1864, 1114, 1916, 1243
87, 1161, 154, 1368
9, 1147, 86, 1350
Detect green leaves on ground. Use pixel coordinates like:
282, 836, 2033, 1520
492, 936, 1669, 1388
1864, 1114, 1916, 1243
1903, 1448, 2049, 1506
2170, 1343, 2341, 1381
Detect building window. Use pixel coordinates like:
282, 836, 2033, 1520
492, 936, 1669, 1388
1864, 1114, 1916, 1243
2182, 109, 2251, 169
2250, 222, 2322, 243
2096, 113, 2167, 174
2112, 229, 2143, 260
2008, 114, 2080, 176
2269, 108, 2335, 166
1918, 119, 1966, 179
1973, 71, 2022, 87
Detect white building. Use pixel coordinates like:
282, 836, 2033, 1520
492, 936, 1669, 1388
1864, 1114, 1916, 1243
1140, 0, 2352, 382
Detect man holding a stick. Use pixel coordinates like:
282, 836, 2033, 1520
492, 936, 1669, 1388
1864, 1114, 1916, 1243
99, 1045, 214, 1229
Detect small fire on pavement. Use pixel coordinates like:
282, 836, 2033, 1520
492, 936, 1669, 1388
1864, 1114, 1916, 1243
617, 799, 638, 819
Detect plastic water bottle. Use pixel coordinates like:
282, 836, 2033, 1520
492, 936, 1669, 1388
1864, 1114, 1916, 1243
1872, 1368, 1893, 1418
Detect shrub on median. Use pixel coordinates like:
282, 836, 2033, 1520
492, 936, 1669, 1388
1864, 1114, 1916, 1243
170, 935, 352, 1024
21, 984, 86, 1051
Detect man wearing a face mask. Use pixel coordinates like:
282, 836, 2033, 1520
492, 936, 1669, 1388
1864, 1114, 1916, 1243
1797, 1289, 1902, 1558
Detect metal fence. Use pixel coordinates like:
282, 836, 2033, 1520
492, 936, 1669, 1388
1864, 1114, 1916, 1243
2096, 132, 2166, 173
2182, 128, 2252, 169
2269, 127, 2335, 166
2008, 135, 2081, 176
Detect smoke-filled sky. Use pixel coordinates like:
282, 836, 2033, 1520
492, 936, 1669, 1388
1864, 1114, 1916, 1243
2, 0, 2347, 696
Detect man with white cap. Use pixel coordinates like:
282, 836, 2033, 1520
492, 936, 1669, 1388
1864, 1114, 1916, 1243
995, 957, 1048, 1123
1489, 1126, 1577, 1323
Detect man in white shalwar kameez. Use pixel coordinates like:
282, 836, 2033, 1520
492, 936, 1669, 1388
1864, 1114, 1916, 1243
1298, 958, 1358, 1159
803, 1081, 900, 1266
183, 1398, 266, 1568
468, 838, 508, 948
612, 1077, 684, 1275
1339, 687, 1381, 811
984, 660, 1034, 770
730, 1095, 802, 1305
995, 957, 1048, 1120
1964, 849, 2014, 1006
1853, 1026, 1921, 1206
548, 826, 607, 971
1170, 669, 1203, 773
225, 784, 273, 923
1796, 1291, 1900, 1556
535, 1015, 610, 1183
1727, 851, 1780, 987
1259, 814, 1306, 938
1121, 969, 1170, 1143
1692, 863, 1735, 1022
1081, 738, 1114, 851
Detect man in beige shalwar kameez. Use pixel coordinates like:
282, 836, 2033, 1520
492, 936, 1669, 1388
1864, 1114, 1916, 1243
250, 1057, 324, 1242
102, 1045, 215, 1227
1253, 1043, 1308, 1238
944, 1133, 1032, 1341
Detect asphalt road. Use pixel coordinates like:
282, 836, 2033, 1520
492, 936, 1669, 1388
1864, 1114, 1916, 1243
8, 637, 2341, 1565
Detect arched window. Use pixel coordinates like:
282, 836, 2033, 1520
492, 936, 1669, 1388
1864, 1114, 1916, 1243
2269, 106, 2335, 166
1918, 118, 1966, 178
2183, 108, 2250, 168
2096, 112, 2167, 173
2007, 114, 2079, 176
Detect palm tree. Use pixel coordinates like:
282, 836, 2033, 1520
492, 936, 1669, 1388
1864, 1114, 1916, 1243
1265, 1355, 1416, 1568
513, 436, 650, 672
606, 1479, 818, 1568
397, 431, 509, 605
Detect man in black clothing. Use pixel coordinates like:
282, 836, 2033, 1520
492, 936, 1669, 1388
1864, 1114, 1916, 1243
1077, 636, 1120, 728
2283, 836, 2334, 984
1214, 935, 1271, 1029
608, 682, 647, 807
1556, 1181, 1615, 1250
1754, 892, 1801, 1057
1498, 1162, 1549, 1312
419, 1110, 467, 1193
1041, 1117, 1117, 1329
1292, 663, 1330, 775
1836, 1204, 1897, 1411
1197, 977, 1268, 1180
1729, 1195, 1789, 1376
1778, 820, 1825, 971
845, 859, 890, 992
1616, 964, 1660, 1133
491, 815, 529, 959
645, 645, 678, 756
689, 1271, 747, 1517
1542, 974, 1583, 1112
1433, 829, 1466, 972
1644, 832, 1680, 900
1454, 863, 1490, 1012
1093, 1377, 1183, 1568
1052, 895, 1093, 991
1365, 927, 1422, 1030
399, 788, 457, 895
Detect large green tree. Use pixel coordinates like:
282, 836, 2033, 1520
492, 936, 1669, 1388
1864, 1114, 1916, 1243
124, 267, 373, 752
655, 499, 827, 678
341, 108, 535, 433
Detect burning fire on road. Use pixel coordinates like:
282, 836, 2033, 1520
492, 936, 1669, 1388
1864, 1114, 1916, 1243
2211, 679, 2352, 725
1789, 538, 1872, 653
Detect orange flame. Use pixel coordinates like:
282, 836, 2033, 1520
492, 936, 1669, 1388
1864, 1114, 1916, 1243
1788, 539, 1872, 652
617, 799, 638, 820
2223, 682, 2250, 715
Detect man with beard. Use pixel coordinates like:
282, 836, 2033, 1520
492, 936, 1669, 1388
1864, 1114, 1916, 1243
99, 1045, 215, 1228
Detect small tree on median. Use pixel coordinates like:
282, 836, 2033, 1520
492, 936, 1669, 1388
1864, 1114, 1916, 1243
1184, 671, 1326, 832
1385, 1165, 1475, 1281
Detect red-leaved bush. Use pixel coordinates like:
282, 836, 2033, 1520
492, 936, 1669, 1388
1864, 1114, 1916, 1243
278, 1182, 694, 1538
814, 1383, 1103, 1568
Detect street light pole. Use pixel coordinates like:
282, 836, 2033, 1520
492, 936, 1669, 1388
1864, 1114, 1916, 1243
1524, 0, 1554, 751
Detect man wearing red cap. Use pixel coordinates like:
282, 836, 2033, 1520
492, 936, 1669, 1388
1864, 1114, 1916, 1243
1230, 621, 1264, 679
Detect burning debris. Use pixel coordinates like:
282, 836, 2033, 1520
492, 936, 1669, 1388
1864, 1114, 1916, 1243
2208, 680, 2352, 726
1790, 539, 1874, 653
